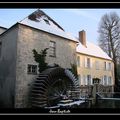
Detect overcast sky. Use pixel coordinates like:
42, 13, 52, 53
0, 9, 120, 45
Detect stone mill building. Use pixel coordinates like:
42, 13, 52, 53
0, 9, 78, 108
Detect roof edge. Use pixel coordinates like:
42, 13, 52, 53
76, 51, 113, 61
0, 26, 7, 30
19, 22, 78, 43
0, 23, 18, 37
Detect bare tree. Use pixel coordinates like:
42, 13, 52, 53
98, 12, 120, 90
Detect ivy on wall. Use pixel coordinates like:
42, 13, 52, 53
32, 48, 49, 73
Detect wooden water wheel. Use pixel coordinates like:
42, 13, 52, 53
29, 67, 80, 108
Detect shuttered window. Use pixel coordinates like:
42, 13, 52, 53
108, 76, 112, 85
108, 63, 112, 70
87, 75, 92, 85
83, 75, 86, 86
104, 62, 107, 70
49, 41, 56, 57
104, 75, 107, 86
77, 56, 80, 67
85, 57, 92, 68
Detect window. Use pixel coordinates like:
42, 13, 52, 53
104, 62, 111, 70
27, 64, 37, 74
108, 76, 112, 85
96, 61, 99, 70
108, 63, 111, 70
87, 58, 90, 68
44, 19, 50, 25
87, 75, 91, 85
77, 56, 80, 67
83, 75, 86, 86
104, 75, 107, 86
104, 62, 107, 70
0, 42, 2, 57
85, 57, 91, 68
49, 41, 56, 57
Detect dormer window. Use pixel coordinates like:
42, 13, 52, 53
44, 19, 50, 25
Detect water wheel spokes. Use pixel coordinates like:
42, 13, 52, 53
30, 67, 80, 108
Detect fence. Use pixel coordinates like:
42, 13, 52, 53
66, 84, 114, 100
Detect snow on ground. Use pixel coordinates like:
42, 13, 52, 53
57, 100, 85, 107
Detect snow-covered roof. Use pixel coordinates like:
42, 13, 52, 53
0, 26, 7, 30
76, 41, 112, 60
19, 9, 78, 42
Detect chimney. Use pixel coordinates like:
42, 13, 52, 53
79, 30, 86, 47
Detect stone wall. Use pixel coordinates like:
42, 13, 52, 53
15, 24, 77, 108
0, 25, 18, 108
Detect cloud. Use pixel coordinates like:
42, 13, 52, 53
64, 9, 98, 21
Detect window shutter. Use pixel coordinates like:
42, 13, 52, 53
77, 56, 80, 67
85, 57, 87, 68
102, 76, 104, 85
107, 76, 108, 85
83, 75, 86, 85
108, 76, 112, 85
90, 59, 92, 68
111, 63, 112, 71
108, 77, 110, 85
85, 76, 87, 85
111, 77, 112, 85
106, 62, 108, 70
83, 75, 85, 85
81, 75, 83, 85
106, 76, 107, 85
104, 62, 106, 70
90, 75, 92, 85
104, 75, 107, 86
109, 63, 111, 70
49, 41, 56, 57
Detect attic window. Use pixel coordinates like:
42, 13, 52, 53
44, 19, 50, 25
28, 14, 39, 22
